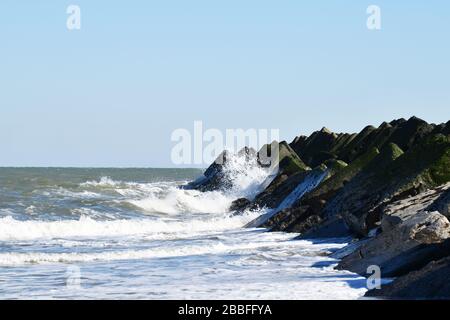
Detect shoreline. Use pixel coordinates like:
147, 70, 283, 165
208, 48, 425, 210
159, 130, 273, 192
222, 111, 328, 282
186, 116, 450, 299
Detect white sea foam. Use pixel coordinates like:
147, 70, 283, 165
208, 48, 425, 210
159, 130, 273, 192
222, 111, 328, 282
80, 176, 120, 187
78, 175, 238, 215
0, 211, 262, 242
277, 169, 328, 211
128, 187, 234, 215
53, 188, 103, 199
106, 152, 276, 215
246, 169, 328, 228
217, 152, 275, 198
0, 167, 369, 300
0, 234, 344, 266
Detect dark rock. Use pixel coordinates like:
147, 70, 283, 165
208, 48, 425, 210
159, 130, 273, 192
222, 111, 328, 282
385, 116, 435, 152
381, 183, 450, 233
288, 117, 437, 183
427, 187, 450, 219
336, 211, 450, 277
328, 134, 450, 236
335, 125, 379, 163
330, 238, 372, 260
307, 147, 380, 202
186, 147, 258, 192
325, 117, 432, 164
443, 121, 450, 135
296, 217, 352, 239
240, 141, 311, 211
290, 127, 340, 167
365, 249, 450, 299
245, 165, 328, 229
229, 198, 251, 212
263, 147, 380, 234
249, 170, 309, 210
273, 141, 310, 175
267, 206, 322, 233
323, 159, 348, 176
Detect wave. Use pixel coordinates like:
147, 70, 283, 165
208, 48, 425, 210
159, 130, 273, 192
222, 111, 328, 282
53, 188, 103, 199
80, 176, 121, 188
0, 212, 262, 242
217, 152, 275, 199
245, 169, 328, 228
277, 169, 328, 211
78, 176, 236, 215
74, 153, 274, 216
128, 187, 234, 215
0, 234, 346, 266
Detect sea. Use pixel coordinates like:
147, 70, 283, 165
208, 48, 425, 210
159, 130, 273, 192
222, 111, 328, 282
0, 164, 368, 299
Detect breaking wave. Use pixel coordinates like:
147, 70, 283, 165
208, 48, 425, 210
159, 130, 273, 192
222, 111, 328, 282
216, 152, 276, 199
0, 212, 262, 242
76, 152, 276, 216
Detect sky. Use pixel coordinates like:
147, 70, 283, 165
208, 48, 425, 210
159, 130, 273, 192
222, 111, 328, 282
0, 1, 449, 167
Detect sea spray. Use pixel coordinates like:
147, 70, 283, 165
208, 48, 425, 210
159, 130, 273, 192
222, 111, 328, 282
0, 168, 367, 299
129, 152, 275, 215
0, 211, 262, 242
245, 169, 328, 228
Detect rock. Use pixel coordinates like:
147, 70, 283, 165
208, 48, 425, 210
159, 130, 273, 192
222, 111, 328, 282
245, 165, 328, 228
186, 117, 450, 241
308, 147, 380, 202
335, 125, 379, 163
340, 116, 434, 163
262, 147, 380, 234
237, 141, 310, 212
237, 146, 257, 160
270, 141, 310, 175
323, 159, 348, 176
186, 147, 258, 192
427, 187, 450, 218
296, 217, 352, 239
253, 160, 347, 214
323, 143, 404, 236
229, 198, 251, 212
328, 134, 450, 236
443, 120, 450, 135
265, 206, 322, 234
385, 116, 435, 152
289, 116, 440, 174
336, 211, 450, 277
289, 127, 341, 167
181, 116, 450, 300
365, 250, 450, 299
381, 183, 450, 233
330, 238, 372, 260
249, 170, 310, 210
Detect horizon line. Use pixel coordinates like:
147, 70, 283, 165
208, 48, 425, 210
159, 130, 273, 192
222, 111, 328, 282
0, 166, 205, 170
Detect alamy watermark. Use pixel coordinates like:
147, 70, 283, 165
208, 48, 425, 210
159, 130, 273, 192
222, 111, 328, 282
65, 265, 82, 290
66, 5, 81, 30
63, 5, 381, 32
366, 265, 382, 290
367, 5, 381, 30
171, 121, 280, 168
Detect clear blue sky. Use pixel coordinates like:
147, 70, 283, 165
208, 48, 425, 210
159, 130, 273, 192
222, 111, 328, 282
1, 1, 449, 167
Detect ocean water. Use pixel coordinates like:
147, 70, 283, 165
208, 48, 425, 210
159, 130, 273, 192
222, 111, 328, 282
0, 166, 368, 299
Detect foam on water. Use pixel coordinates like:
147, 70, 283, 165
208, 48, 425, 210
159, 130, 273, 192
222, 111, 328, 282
0, 235, 342, 266
277, 169, 328, 211
0, 211, 262, 242
0, 166, 368, 299
128, 187, 234, 215
80, 176, 121, 188
246, 169, 328, 228
116, 152, 275, 215
217, 152, 275, 198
